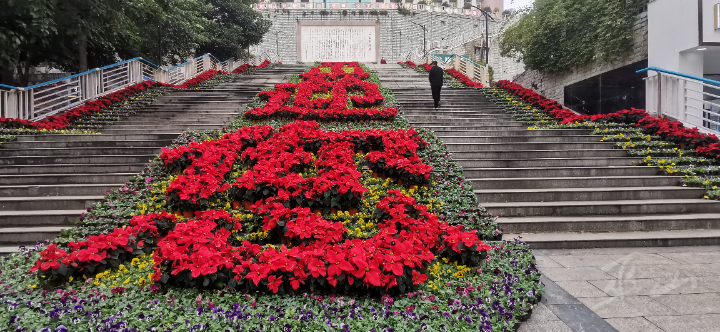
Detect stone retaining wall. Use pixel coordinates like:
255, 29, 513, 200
512, 12, 649, 104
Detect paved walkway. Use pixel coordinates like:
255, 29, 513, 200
523, 245, 720, 332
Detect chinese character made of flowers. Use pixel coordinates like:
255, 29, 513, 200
31, 63, 491, 296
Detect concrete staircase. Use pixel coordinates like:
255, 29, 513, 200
373, 64, 720, 249
0, 64, 309, 253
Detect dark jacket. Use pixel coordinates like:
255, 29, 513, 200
428, 66, 444, 86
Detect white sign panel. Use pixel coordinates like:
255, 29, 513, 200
300, 25, 377, 62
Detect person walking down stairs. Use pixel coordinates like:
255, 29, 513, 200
428, 61, 444, 108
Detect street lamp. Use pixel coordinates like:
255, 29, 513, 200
410, 21, 428, 57
470, 5, 494, 65
275, 31, 280, 56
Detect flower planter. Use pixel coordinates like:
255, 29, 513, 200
410, 185, 418, 190
330, 208, 338, 215
348, 208, 358, 216
244, 201, 253, 210
397, 179, 403, 185
232, 201, 242, 210
313, 209, 322, 215
183, 211, 194, 218
174, 211, 183, 217
372, 172, 379, 179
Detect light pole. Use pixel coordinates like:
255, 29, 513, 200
275, 31, 280, 56
410, 21, 428, 57
470, 5, 494, 65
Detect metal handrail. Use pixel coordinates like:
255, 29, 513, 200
640, 67, 720, 134
0, 51, 274, 120
638, 67, 720, 87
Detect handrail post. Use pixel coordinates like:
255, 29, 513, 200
658, 72, 663, 118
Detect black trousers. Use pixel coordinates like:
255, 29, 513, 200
431, 85, 442, 108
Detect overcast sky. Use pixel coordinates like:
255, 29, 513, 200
504, 0, 534, 9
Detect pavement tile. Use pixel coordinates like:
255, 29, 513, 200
536, 256, 564, 268
517, 320, 574, 332
577, 296, 678, 318
547, 255, 617, 268
600, 263, 687, 280
652, 276, 714, 294
605, 253, 678, 266
650, 293, 720, 315
678, 263, 720, 277
527, 303, 561, 322
547, 304, 619, 332
589, 279, 678, 296
605, 317, 665, 332
540, 267, 616, 282
555, 281, 609, 298
659, 251, 720, 265
646, 314, 720, 332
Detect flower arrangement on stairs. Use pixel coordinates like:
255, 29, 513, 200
4, 61, 542, 332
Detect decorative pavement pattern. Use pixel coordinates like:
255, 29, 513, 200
528, 245, 720, 332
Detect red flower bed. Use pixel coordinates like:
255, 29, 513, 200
34, 121, 487, 293
446, 68, 483, 88
398, 61, 418, 68
245, 62, 397, 122
32, 62, 491, 295
497, 80, 720, 159
1, 63, 267, 131
399, 62, 483, 88
0, 81, 163, 131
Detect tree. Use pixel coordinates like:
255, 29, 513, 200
0, 0, 56, 85
196, 0, 270, 61
499, 0, 648, 72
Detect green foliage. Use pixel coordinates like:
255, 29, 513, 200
1, 0, 269, 85
500, 0, 648, 72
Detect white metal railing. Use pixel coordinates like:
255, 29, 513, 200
0, 52, 265, 121
398, 52, 488, 86
428, 26, 484, 54
450, 55, 488, 86
640, 67, 720, 135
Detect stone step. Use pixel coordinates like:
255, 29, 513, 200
99, 129, 187, 135
0, 173, 135, 185
0, 183, 121, 197
405, 114, 513, 120
0, 155, 156, 166
2, 140, 173, 149
429, 129, 592, 136
451, 149, 629, 159
445, 142, 615, 151
476, 186, 706, 203
0, 196, 101, 211
484, 199, 720, 217
15, 134, 179, 142
498, 213, 720, 234
413, 124, 530, 131
468, 175, 681, 189
0, 163, 145, 175
463, 166, 659, 178
505, 229, 720, 249
114, 118, 237, 125
437, 135, 601, 143
0, 147, 162, 157
104, 124, 226, 130
413, 119, 520, 125
0, 226, 72, 245
455, 157, 638, 168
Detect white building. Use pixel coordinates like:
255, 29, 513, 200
647, 0, 720, 131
